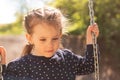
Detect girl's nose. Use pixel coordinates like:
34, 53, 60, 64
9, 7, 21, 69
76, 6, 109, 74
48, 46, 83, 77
47, 41, 54, 49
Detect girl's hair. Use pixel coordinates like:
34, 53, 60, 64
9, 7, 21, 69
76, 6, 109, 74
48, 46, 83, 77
21, 6, 67, 56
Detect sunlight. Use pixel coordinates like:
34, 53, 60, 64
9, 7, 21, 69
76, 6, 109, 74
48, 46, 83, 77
0, 0, 48, 24
0, 0, 16, 24
26, 0, 45, 9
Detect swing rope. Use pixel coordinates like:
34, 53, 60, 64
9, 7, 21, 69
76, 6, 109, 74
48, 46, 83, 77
0, 56, 3, 80
88, 0, 100, 80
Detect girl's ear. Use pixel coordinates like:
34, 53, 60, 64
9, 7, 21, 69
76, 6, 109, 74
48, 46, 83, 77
26, 33, 32, 44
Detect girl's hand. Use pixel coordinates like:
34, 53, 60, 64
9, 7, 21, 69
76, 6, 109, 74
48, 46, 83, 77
86, 23, 99, 44
0, 46, 6, 64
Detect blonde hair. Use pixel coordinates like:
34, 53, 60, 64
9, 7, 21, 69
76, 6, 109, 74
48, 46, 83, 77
22, 6, 67, 56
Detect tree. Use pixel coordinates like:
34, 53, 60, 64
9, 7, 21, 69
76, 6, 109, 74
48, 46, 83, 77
50, 0, 89, 35
50, 0, 120, 55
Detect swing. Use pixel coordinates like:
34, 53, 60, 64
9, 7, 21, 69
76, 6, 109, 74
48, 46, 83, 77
88, 0, 100, 80
0, 56, 2, 80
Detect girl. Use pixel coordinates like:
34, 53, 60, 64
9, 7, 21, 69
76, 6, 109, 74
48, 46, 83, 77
0, 6, 99, 80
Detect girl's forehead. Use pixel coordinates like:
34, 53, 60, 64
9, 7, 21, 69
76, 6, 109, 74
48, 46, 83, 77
34, 23, 60, 32
32, 24, 61, 37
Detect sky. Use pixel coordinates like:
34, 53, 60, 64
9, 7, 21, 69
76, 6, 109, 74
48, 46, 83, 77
0, 0, 17, 24
0, 0, 51, 24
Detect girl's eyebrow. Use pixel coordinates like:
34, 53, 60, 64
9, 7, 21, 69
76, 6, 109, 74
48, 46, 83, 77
39, 35, 59, 38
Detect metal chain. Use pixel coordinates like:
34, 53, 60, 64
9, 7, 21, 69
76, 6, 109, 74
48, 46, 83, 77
0, 56, 3, 80
88, 0, 99, 80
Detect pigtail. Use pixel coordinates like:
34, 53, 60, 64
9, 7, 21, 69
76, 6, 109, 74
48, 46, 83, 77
21, 43, 33, 56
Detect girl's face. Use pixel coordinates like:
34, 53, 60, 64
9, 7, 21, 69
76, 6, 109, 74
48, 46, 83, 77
26, 23, 62, 57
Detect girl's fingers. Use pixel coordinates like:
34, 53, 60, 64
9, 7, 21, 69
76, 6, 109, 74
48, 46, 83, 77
90, 23, 99, 37
0, 46, 6, 57
0, 46, 6, 64
87, 23, 99, 37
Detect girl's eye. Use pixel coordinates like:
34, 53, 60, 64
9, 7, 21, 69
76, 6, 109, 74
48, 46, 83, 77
40, 39, 46, 41
53, 38, 59, 40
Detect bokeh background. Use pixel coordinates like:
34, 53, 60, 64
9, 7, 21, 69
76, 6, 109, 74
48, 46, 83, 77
0, 0, 120, 80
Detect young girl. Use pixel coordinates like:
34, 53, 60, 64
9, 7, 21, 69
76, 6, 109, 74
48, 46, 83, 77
0, 6, 99, 80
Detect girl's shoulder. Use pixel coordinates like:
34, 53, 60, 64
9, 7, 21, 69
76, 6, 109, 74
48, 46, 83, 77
7, 54, 30, 67
56, 49, 82, 62
57, 49, 75, 57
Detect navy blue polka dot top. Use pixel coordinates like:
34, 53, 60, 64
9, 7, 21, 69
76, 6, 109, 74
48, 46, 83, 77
3, 45, 95, 80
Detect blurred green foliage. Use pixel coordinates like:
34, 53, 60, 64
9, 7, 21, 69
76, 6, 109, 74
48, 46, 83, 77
0, 0, 120, 56
50, 0, 89, 35
0, 15, 23, 35
50, 0, 120, 56
0, 0, 27, 35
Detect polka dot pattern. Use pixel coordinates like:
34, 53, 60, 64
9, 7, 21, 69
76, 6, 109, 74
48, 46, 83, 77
3, 45, 95, 80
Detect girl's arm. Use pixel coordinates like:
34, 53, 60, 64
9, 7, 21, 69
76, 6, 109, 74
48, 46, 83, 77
62, 23, 99, 75
75, 23, 99, 75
